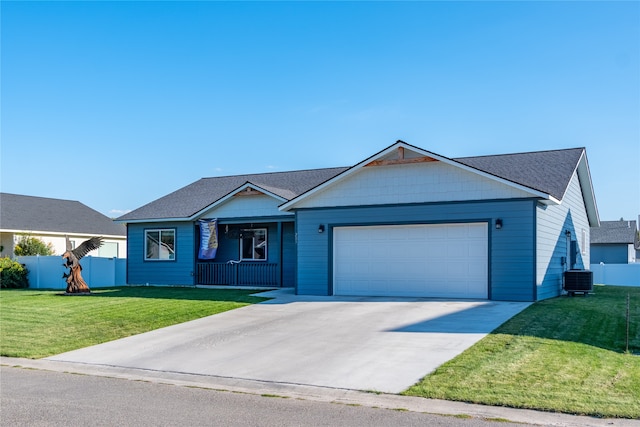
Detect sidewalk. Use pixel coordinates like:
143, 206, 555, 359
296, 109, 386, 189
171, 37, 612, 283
2, 356, 637, 427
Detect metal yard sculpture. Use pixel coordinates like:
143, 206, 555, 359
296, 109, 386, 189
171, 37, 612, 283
62, 236, 103, 294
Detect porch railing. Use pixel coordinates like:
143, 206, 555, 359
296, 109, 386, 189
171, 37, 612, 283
196, 262, 279, 286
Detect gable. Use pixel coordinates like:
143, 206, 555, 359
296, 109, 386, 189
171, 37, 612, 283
290, 160, 535, 209
197, 192, 293, 219
117, 167, 347, 222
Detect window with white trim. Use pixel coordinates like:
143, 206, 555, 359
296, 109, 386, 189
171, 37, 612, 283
240, 228, 267, 261
581, 228, 587, 255
145, 229, 175, 261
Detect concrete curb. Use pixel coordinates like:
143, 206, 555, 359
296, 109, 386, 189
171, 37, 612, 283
2, 357, 637, 427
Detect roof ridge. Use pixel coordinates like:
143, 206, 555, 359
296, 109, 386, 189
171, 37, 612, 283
199, 166, 350, 181
455, 147, 585, 160
0, 192, 81, 204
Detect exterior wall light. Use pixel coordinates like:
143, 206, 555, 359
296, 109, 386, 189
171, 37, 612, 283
318, 224, 325, 233
495, 219, 503, 229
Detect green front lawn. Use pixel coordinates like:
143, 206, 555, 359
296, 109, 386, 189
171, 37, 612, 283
0, 287, 268, 359
404, 285, 640, 419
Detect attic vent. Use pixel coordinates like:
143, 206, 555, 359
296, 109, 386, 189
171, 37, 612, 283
365, 147, 438, 167
235, 187, 262, 197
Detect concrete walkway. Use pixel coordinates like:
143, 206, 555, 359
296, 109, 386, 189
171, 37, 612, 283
45, 289, 530, 393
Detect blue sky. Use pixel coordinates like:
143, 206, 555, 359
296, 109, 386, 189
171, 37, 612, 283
2, 1, 639, 222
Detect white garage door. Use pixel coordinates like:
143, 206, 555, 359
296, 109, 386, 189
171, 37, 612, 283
333, 223, 488, 298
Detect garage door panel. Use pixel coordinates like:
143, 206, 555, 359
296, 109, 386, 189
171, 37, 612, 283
334, 223, 488, 299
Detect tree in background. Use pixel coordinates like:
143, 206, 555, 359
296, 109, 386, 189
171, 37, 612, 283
13, 235, 55, 256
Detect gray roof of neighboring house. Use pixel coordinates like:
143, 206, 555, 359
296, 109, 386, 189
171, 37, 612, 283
118, 147, 586, 222
0, 193, 126, 236
591, 220, 638, 245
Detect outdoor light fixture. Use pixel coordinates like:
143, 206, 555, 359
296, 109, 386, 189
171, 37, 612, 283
495, 218, 503, 229
565, 230, 572, 237
318, 224, 325, 233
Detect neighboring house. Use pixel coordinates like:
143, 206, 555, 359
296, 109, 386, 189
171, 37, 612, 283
117, 141, 599, 302
0, 193, 127, 258
591, 219, 638, 264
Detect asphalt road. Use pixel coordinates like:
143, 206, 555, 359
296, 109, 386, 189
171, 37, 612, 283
1, 366, 528, 427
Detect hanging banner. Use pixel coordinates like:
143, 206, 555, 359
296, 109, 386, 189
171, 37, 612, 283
198, 219, 218, 260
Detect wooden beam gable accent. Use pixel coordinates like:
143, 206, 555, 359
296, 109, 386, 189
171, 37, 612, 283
365, 147, 438, 167
234, 187, 264, 197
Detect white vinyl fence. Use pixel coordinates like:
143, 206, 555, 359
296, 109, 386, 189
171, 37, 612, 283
590, 263, 640, 287
16, 255, 126, 290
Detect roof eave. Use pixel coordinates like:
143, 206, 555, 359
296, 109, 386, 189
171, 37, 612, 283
576, 151, 600, 227
114, 217, 190, 224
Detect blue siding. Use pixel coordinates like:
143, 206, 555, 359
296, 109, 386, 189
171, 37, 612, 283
127, 222, 196, 285
282, 222, 297, 286
128, 220, 295, 286
295, 199, 536, 301
536, 173, 591, 300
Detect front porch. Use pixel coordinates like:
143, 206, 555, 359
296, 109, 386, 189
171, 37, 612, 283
196, 262, 279, 286
194, 219, 295, 287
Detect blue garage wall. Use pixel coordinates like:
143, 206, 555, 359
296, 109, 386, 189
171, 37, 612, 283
127, 222, 196, 285
295, 199, 536, 301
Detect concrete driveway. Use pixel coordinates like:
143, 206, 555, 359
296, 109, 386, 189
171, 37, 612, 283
47, 289, 530, 393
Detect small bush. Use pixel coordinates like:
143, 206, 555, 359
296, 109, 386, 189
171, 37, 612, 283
0, 257, 29, 288
14, 235, 55, 256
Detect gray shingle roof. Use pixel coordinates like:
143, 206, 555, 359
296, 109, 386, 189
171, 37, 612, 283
455, 148, 585, 201
0, 193, 126, 236
117, 167, 349, 221
118, 146, 586, 222
591, 220, 637, 244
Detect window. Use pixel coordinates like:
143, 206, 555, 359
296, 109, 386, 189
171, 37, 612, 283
240, 228, 267, 260
581, 228, 587, 255
98, 241, 118, 258
145, 229, 175, 261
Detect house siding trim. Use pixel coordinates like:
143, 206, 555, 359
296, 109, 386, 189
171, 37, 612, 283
292, 197, 541, 213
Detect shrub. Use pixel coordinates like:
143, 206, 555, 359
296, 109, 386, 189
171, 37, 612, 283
0, 257, 29, 288
14, 235, 55, 256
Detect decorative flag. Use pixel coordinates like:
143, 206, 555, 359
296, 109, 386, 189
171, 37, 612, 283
198, 219, 218, 260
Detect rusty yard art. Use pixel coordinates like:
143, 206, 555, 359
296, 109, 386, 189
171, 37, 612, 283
62, 236, 103, 294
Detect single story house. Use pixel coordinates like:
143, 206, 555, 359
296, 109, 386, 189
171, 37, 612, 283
0, 193, 127, 258
591, 219, 638, 264
117, 141, 599, 301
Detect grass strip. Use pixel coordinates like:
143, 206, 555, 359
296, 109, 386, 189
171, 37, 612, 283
0, 286, 267, 359
404, 285, 640, 419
